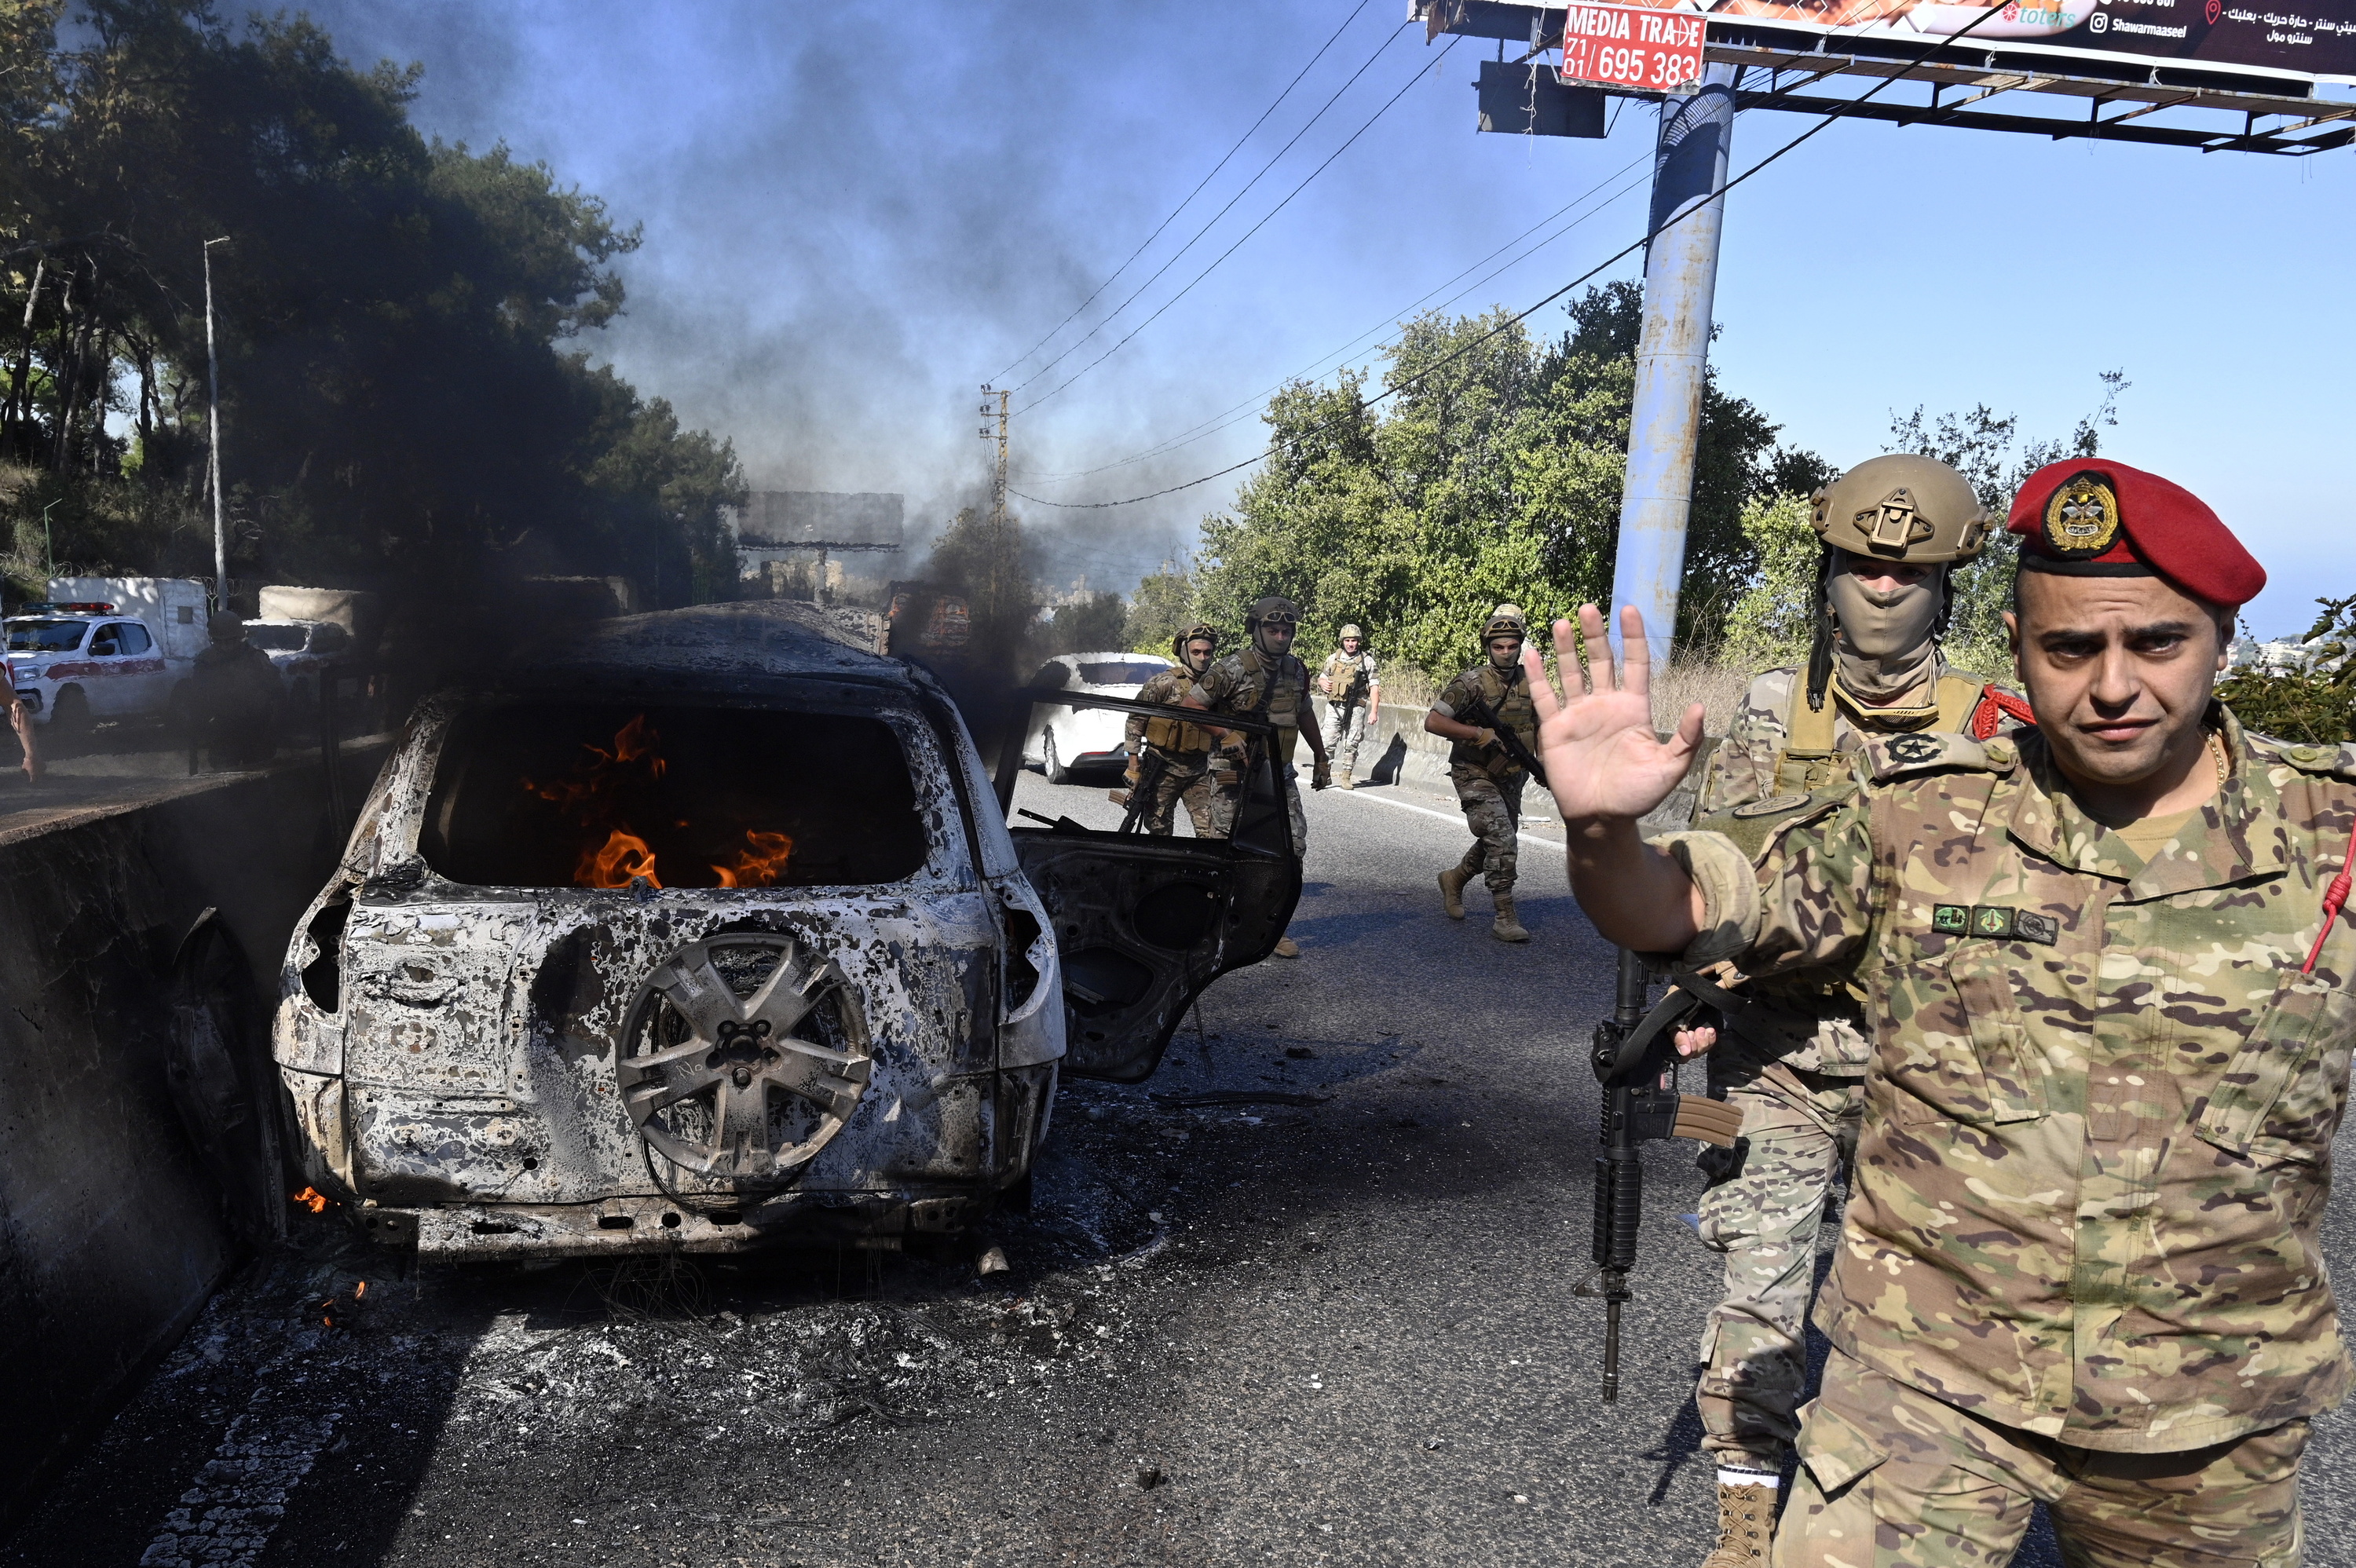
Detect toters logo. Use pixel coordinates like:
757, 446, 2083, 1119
2042, 472, 2122, 559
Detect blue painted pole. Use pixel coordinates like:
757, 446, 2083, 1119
1607, 64, 1736, 669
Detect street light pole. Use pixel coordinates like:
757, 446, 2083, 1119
1606, 65, 1736, 669
203, 236, 231, 609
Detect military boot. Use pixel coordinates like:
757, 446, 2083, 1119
1700, 1478, 1775, 1568
1438, 865, 1472, 919
1490, 892, 1530, 943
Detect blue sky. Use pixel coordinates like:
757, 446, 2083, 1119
290, 0, 2354, 636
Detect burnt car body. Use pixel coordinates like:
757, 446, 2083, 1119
273, 601, 1297, 1258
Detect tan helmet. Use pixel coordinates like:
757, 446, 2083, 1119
1481, 604, 1528, 642
1338, 623, 1364, 642
1172, 623, 1219, 663
1810, 455, 1992, 563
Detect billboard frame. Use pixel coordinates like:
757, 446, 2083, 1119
1415, 0, 2356, 153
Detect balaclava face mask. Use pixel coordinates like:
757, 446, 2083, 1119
1824, 548, 1944, 704
1185, 640, 1213, 675
1487, 637, 1523, 673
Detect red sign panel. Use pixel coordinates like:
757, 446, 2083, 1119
1559, 2, 1707, 91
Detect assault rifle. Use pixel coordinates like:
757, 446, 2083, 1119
1581, 952, 1746, 1402
1114, 746, 1169, 835
1454, 688, 1548, 788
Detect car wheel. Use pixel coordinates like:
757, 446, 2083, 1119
616, 934, 875, 1185
1043, 729, 1069, 785
49, 685, 89, 739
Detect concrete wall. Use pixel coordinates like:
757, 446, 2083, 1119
0, 746, 382, 1533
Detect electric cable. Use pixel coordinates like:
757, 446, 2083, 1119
990, 0, 1377, 385
1011, 6, 2026, 512
1017, 32, 1462, 414
1014, 145, 1654, 484
1012, 20, 1419, 396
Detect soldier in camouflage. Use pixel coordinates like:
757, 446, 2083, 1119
1318, 623, 1381, 788
1426, 605, 1542, 943
1536, 462, 2339, 1566
1118, 623, 1220, 836
1183, 594, 1329, 959
1684, 455, 2031, 1568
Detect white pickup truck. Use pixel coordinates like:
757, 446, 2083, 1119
4, 576, 210, 730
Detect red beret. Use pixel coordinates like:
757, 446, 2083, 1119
2007, 459, 2265, 608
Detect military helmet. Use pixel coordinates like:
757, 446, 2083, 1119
1481, 604, 1529, 642
207, 610, 246, 642
1172, 622, 1219, 662
1810, 455, 1992, 564
1338, 623, 1364, 642
1248, 595, 1301, 628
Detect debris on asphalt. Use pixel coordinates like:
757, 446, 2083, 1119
1150, 1090, 1331, 1109
976, 1246, 1010, 1277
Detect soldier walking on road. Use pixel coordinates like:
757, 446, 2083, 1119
1317, 624, 1381, 788
1426, 605, 1542, 944
1536, 462, 2343, 1567
190, 610, 281, 769
1684, 455, 2031, 1568
1118, 623, 1220, 836
1183, 594, 1330, 959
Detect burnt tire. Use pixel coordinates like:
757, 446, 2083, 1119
166, 909, 288, 1245
616, 934, 874, 1192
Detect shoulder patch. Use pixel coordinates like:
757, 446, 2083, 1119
1864, 729, 2014, 783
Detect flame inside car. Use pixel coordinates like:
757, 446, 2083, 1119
518, 713, 799, 890
291, 1186, 331, 1213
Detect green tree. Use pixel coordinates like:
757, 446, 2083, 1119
1193, 285, 1822, 683
1124, 563, 1194, 654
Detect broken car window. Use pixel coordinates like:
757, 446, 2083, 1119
418, 701, 929, 890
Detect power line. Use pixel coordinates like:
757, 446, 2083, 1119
1012, 15, 2025, 513
1011, 20, 1417, 397
1013, 146, 1654, 485
1017, 33, 1462, 415
989, 0, 1377, 386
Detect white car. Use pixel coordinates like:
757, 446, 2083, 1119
4, 607, 186, 730
1020, 651, 1177, 784
242, 617, 352, 708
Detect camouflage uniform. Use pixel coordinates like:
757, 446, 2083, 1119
1193, 645, 1309, 857
1655, 708, 2356, 1566
1433, 662, 1538, 897
1122, 665, 1216, 836
1690, 664, 2026, 1471
1319, 646, 1381, 778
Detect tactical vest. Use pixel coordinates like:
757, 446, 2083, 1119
1324, 650, 1371, 707
1450, 662, 1538, 777
1774, 673, 1984, 794
1141, 667, 1213, 755
1242, 645, 1304, 762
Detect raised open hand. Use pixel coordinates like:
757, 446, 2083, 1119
1524, 605, 1705, 824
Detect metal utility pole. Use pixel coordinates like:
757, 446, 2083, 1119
978, 385, 1010, 617
1606, 66, 1736, 667
203, 236, 231, 609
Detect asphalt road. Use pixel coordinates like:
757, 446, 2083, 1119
12, 769, 2356, 1567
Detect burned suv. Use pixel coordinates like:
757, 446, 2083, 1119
273, 601, 1296, 1258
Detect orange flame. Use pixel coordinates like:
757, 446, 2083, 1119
291, 1186, 330, 1214
712, 830, 794, 888
580, 829, 661, 889
354, 1280, 368, 1299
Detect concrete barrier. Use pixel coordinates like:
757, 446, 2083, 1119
0, 744, 384, 1534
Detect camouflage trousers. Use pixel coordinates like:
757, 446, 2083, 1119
1205, 761, 1307, 857
1324, 701, 1373, 777
1132, 751, 1215, 836
1776, 1347, 2307, 1568
1449, 766, 1524, 896
1696, 1050, 1864, 1469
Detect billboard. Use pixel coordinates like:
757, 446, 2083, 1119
1692, 0, 2356, 83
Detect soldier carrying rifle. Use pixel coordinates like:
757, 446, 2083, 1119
1427, 604, 1545, 943
1116, 622, 1221, 837
1538, 462, 2344, 1566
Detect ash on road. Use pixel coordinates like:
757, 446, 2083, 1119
13, 773, 2356, 1567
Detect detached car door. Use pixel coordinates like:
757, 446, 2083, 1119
997, 688, 1299, 1082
